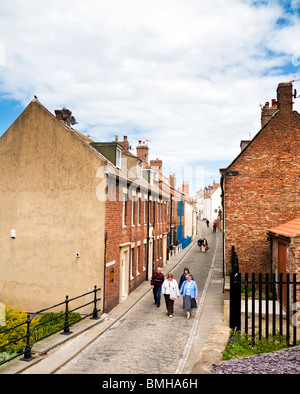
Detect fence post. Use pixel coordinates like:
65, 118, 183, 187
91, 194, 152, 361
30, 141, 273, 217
21, 314, 33, 361
230, 271, 241, 331
91, 286, 100, 320
62, 295, 72, 335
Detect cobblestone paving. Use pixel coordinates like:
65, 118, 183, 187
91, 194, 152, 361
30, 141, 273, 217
58, 222, 220, 375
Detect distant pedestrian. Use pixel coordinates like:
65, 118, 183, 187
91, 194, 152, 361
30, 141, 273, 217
197, 238, 203, 251
162, 273, 180, 318
213, 222, 217, 233
180, 274, 198, 319
202, 238, 208, 252
206, 219, 210, 228
150, 266, 164, 308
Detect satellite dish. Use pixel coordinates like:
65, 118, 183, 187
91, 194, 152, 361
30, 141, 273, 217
70, 116, 78, 126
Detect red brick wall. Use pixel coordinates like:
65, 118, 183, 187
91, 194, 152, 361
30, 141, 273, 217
223, 84, 300, 274
104, 177, 170, 312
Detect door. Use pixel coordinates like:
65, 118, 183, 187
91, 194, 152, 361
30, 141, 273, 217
120, 250, 128, 302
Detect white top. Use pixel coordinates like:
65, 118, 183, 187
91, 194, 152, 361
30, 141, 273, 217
162, 279, 180, 297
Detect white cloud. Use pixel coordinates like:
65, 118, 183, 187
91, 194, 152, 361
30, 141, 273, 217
0, 0, 300, 191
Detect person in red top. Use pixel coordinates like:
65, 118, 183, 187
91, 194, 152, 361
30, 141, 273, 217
150, 266, 164, 307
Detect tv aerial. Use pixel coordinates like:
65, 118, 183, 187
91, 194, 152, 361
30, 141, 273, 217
293, 89, 300, 99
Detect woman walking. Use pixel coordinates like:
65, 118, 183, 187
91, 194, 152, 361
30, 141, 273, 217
178, 268, 194, 290
180, 274, 198, 319
162, 273, 180, 318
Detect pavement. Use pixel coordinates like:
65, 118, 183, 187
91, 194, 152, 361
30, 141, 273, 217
1, 220, 230, 375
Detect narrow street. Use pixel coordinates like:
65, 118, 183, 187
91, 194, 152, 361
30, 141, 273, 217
57, 220, 224, 374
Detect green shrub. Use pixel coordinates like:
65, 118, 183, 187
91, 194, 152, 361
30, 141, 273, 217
0, 304, 81, 359
222, 331, 292, 361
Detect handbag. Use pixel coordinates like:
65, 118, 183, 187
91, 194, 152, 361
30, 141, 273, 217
191, 298, 197, 308
170, 292, 177, 301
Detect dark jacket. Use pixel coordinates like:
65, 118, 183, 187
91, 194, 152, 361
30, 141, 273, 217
179, 273, 194, 290
151, 272, 164, 287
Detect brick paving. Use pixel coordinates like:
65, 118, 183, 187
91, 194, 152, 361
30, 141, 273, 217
58, 221, 224, 374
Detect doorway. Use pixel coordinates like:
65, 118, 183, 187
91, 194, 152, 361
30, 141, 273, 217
120, 249, 129, 302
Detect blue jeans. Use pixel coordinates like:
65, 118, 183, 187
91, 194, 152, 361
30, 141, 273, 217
153, 286, 162, 306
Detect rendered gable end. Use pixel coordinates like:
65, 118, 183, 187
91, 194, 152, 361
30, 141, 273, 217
0, 100, 106, 312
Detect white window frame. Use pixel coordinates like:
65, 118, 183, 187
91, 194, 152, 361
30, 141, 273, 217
136, 246, 140, 276
116, 148, 122, 169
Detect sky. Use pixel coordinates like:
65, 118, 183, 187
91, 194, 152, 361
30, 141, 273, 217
0, 0, 300, 195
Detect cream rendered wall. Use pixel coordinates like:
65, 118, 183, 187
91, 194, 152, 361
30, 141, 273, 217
0, 100, 105, 313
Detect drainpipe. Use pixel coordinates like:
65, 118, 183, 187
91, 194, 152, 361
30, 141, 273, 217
220, 174, 225, 279
146, 188, 150, 281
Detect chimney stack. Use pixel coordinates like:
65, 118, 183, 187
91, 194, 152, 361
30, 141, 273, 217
150, 158, 163, 174
136, 141, 149, 164
261, 100, 278, 128
169, 173, 176, 189
116, 135, 129, 151
55, 107, 72, 127
277, 82, 293, 113
182, 181, 189, 196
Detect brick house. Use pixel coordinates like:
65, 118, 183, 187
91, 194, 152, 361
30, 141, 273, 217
220, 82, 300, 275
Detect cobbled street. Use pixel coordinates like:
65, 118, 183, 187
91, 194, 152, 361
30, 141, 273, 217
58, 220, 224, 374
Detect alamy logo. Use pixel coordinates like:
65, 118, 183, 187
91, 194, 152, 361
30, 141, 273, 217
0, 302, 5, 326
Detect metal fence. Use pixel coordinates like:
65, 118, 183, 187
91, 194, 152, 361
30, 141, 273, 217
230, 271, 300, 345
0, 286, 101, 365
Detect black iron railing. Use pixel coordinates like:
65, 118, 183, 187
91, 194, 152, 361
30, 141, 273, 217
229, 248, 300, 346
0, 286, 101, 365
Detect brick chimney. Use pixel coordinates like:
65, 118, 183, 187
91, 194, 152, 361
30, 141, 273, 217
277, 82, 293, 113
150, 158, 163, 174
261, 100, 278, 128
55, 107, 72, 127
122, 136, 129, 152
182, 181, 189, 196
169, 173, 176, 189
136, 141, 149, 164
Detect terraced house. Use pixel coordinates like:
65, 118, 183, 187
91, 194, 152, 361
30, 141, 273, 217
0, 99, 196, 314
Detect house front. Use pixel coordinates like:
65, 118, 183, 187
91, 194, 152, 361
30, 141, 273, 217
220, 82, 300, 275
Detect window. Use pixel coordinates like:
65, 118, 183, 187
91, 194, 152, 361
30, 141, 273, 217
130, 248, 134, 280
137, 198, 140, 225
131, 196, 135, 226
116, 148, 122, 169
143, 242, 146, 271
136, 163, 141, 178
122, 194, 127, 226
136, 246, 140, 275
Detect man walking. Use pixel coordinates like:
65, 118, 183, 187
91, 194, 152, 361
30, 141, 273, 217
151, 266, 164, 307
